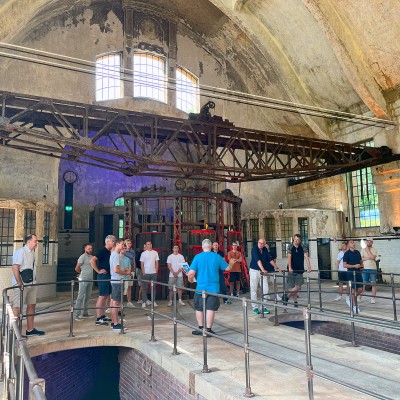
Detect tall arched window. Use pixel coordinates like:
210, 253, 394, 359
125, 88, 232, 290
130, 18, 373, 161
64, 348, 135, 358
96, 53, 122, 101
133, 53, 166, 102
176, 67, 199, 113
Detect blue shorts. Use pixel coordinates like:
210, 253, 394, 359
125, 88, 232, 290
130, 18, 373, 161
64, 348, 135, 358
98, 274, 111, 296
338, 271, 348, 283
347, 270, 363, 289
362, 269, 377, 283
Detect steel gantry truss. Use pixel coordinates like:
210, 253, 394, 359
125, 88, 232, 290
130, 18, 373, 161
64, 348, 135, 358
0, 90, 398, 183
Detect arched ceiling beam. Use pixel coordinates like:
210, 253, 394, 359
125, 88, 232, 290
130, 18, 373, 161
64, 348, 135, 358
209, 0, 330, 140
302, 0, 388, 118
0, 0, 49, 41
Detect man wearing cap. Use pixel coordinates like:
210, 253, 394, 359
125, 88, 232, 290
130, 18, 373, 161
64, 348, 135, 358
360, 238, 378, 304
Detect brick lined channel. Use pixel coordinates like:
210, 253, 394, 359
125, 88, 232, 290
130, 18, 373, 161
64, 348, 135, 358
23, 346, 206, 400
281, 320, 400, 355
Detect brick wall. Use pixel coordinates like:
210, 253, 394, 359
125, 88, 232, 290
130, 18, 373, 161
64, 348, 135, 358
119, 347, 206, 400
24, 346, 209, 400
282, 320, 400, 355
24, 347, 119, 400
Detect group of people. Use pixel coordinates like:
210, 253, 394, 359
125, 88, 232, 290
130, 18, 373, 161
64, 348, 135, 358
335, 238, 378, 313
248, 234, 311, 314
13, 230, 376, 338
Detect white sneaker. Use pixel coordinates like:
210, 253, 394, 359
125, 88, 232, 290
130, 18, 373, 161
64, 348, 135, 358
127, 302, 134, 308
353, 306, 361, 313
334, 295, 342, 301
167, 300, 172, 306
153, 302, 158, 307
276, 294, 282, 301
371, 298, 376, 304
137, 299, 143, 304
178, 300, 186, 306
146, 300, 152, 306
142, 303, 146, 308
346, 297, 351, 307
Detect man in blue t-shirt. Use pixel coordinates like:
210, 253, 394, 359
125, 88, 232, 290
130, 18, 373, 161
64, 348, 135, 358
343, 239, 363, 313
188, 239, 235, 335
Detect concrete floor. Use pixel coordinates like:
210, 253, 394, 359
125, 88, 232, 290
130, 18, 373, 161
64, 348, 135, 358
5, 281, 400, 400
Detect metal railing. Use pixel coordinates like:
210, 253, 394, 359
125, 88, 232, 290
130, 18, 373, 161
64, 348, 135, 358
1, 296, 46, 400
1, 269, 400, 400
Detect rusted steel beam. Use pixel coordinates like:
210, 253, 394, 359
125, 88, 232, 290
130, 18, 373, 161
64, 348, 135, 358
0, 90, 397, 182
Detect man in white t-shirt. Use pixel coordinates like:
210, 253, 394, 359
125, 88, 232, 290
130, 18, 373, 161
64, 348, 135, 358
167, 245, 186, 306
12, 234, 45, 337
140, 241, 160, 307
334, 241, 349, 301
360, 237, 378, 304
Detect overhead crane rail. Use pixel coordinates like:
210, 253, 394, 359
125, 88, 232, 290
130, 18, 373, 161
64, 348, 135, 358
0, 90, 398, 183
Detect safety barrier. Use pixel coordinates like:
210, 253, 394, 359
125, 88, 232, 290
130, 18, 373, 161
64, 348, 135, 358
1, 269, 400, 400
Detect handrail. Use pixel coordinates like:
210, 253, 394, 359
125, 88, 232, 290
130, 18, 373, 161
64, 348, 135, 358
1, 271, 398, 400
1, 295, 46, 400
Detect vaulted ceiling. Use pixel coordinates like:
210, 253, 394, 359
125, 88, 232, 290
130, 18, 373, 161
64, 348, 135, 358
0, 0, 399, 140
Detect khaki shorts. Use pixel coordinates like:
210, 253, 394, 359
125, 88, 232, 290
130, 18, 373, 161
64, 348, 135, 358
123, 273, 135, 294
287, 272, 305, 289
12, 285, 37, 308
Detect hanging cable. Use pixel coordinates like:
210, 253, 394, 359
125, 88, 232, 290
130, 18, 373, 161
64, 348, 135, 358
0, 42, 396, 128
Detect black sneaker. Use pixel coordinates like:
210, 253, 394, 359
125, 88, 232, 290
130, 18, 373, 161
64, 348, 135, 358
112, 323, 127, 332
100, 315, 112, 322
192, 327, 203, 335
206, 328, 216, 336
294, 301, 299, 308
282, 295, 289, 306
26, 328, 45, 336
95, 318, 108, 326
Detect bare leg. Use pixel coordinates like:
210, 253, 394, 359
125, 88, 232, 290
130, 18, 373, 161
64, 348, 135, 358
229, 282, 234, 296
195, 310, 216, 329
338, 282, 343, 296
111, 300, 119, 324
26, 304, 35, 331
96, 295, 106, 318
178, 288, 183, 301
236, 280, 240, 295
372, 283, 377, 298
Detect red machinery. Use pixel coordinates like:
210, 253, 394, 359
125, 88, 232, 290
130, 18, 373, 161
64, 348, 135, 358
123, 188, 248, 297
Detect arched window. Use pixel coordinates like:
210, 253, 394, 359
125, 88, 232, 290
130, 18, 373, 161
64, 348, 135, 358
176, 67, 199, 113
114, 197, 125, 207
133, 53, 166, 102
96, 53, 122, 101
